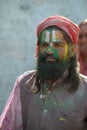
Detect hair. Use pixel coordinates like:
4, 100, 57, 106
36, 26, 80, 93
66, 54, 80, 92
79, 19, 87, 27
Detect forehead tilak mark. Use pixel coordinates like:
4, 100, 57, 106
52, 30, 56, 41
45, 31, 50, 42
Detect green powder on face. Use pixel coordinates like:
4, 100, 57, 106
53, 50, 59, 59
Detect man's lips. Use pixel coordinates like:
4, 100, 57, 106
46, 56, 56, 61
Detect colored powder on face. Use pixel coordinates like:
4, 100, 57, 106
53, 49, 60, 59
62, 43, 69, 60
39, 28, 69, 61
46, 45, 60, 59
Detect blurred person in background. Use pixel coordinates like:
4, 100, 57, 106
78, 19, 87, 75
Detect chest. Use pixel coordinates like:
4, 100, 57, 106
21, 87, 87, 130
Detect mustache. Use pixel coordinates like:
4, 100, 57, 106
39, 53, 59, 62
47, 54, 55, 58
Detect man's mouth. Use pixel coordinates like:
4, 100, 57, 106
46, 56, 56, 61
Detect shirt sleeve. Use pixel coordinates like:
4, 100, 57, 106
0, 76, 23, 130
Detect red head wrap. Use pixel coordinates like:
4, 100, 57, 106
36, 15, 80, 56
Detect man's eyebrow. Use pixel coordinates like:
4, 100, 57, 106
53, 40, 65, 44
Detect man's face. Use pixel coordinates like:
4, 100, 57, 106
39, 28, 69, 61
78, 24, 87, 56
37, 27, 73, 80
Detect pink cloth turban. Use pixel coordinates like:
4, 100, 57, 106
36, 15, 80, 44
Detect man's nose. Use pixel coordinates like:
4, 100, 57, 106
46, 45, 54, 54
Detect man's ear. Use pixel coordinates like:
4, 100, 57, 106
69, 44, 76, 57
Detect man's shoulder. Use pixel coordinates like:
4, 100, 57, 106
79, 73, 87, 80
17, 70, 37, 93
17, 70, 36, 84
22, 70, 36, 77
79, 73, 87, 83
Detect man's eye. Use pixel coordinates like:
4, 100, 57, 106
41, 43, 48, 47
79, 34, 83, 39
54, 43, 61, 47
54, 43, 59, 46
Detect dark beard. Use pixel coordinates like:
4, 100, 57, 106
37, 53, 71, 81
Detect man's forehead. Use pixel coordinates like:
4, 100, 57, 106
39, 27, 65, 42
80, 24, 87, 33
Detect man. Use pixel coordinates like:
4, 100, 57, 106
78, 19, 87, 75
0, 15, 87, 130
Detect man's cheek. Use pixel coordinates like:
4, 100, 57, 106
39, 48, 46, 55
52, 50, 60, 59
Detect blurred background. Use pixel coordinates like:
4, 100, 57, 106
0, 0, 87, 114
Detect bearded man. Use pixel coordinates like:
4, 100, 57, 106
1, 15, 87, 130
